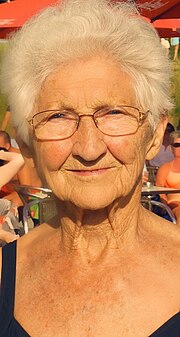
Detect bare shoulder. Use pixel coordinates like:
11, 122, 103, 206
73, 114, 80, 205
16, 223, 58, 265
158, 161, 171, 171
139, 211, 180, 301
147, 212, 180, 260
156, 161, 171, 177
142, 209, 180, 254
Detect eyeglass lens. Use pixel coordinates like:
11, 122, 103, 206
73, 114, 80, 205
32, 106, 141, 140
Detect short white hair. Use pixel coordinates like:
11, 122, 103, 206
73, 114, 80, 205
0, 0, 173, 145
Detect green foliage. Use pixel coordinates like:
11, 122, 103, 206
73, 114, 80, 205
169, 60, 180, 128
0, 42, 8, 128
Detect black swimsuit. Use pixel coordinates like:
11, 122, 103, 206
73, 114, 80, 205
0, 241, 180, 337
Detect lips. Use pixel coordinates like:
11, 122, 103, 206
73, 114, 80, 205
67, 168, 111, 176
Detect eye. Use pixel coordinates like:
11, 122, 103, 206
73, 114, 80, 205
47, 112, 67, 121
95, 107, 129, 119
106, 109, 124, 115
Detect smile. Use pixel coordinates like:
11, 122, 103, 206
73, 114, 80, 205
67, 168, 111, 176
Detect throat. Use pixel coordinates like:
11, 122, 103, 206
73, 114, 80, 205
58, 205, 139, 264
61, 224, 121, 265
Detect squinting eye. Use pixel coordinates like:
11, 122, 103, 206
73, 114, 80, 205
47, 113, 66, 121
107, 109, 124, 115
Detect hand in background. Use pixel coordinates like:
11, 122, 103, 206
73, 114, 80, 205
0, 226, 19, 244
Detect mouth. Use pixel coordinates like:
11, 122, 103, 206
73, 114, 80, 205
66, 168, 112, 176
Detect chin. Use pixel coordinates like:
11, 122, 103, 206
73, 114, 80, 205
71, 199, 112, 210
67, 186, 118, 210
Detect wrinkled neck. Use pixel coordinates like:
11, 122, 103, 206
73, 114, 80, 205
51, 185, 143, 264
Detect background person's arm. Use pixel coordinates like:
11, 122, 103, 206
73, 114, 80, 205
0, 151, 24, 189
0, 228, 19, 244
9, 147, 42, 187
0, 110, 11, 131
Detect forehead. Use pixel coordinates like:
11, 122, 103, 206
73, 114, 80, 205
36, 56, 137, 111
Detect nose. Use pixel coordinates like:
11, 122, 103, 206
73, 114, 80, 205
71, 116, 107, 162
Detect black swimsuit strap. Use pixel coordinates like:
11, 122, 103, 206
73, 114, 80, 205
0, 240, 17, 319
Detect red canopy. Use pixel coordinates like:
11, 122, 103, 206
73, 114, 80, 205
152, 18, 180, 38
0, 0, 57, 38
0, 0, 180, 39
153, 19, 180, 29
136, 0, 180, 20
120, 0, 180, 37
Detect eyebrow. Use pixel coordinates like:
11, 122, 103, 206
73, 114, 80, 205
56, 103, 76, 113
49, 99, 130, 113
55, 101, 114, 112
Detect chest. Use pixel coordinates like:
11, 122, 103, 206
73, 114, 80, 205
166, 170, 180, 188
14, 260, 180, 337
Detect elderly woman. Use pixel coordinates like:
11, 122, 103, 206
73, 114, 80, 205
0, 0, 180, 336
156, 131, 180, 224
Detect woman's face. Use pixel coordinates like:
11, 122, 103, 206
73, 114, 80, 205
32, 56, 152, 209
172, 137, 180, 158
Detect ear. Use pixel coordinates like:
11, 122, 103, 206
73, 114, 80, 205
145, 117, 168, 161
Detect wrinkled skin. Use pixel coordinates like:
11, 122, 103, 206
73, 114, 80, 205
34, 56, 152, 211
26, 56, 165, 251
25, 55, 163, 257
2, 56, 180, 337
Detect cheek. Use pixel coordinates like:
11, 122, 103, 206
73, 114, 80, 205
106, 137, 141, 164
35, 140, 73, 171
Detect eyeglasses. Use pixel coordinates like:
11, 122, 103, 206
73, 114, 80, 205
172, 143, 180, 148
28, 105, 148, 141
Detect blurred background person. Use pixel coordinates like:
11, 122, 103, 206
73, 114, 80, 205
0, 150, 24, 245
0, 130, 28, 206
156, 131, 180, 224
0, 105, 11, 131
0, 130, 42, 203
170, 37, 179, 61
0, 130, 42, 228
0, 149, 24, 189
161, 38, 170, 57
0, 105, 19, 148
147, 122, 175, 168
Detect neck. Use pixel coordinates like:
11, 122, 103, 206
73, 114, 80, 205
173, 157, 180, 164
50, 185, 144, 264
172, 157, 180, 170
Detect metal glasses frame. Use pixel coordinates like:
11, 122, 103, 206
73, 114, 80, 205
28, 105, 149, 141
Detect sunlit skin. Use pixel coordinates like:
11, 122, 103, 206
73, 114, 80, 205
5, 56, 180, 337
26, 56, 159, 255
0, 134, 10, 150
156, 137, 180, 223
172, 138, 180, 161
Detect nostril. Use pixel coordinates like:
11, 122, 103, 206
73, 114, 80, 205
72, 153, 106, 166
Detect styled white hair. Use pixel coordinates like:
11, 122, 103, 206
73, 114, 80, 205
0, 0, 173, 145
